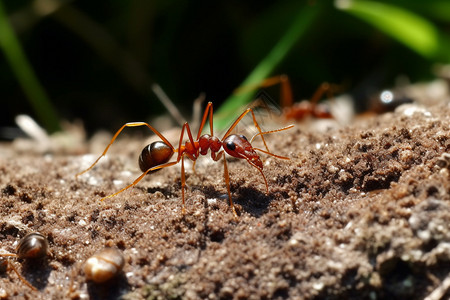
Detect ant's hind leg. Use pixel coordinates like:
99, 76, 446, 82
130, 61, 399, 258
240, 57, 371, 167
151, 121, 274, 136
99, 160, 179, 201
76, 122, 174, 177
233, 75, 294, 108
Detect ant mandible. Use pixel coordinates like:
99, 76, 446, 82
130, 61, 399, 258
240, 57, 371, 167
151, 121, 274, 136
77, 102, 293, 217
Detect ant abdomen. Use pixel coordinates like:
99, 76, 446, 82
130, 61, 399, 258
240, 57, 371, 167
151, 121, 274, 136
138, 141, 174, 173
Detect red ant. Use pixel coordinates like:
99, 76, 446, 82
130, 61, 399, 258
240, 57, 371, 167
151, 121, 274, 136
236, 75, 340, 121
76, 102, 293, 217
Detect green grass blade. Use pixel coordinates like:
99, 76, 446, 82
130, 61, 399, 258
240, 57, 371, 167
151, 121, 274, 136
336, 0, 439, 59
215, 4, 322, 129
0, 1, 60, 133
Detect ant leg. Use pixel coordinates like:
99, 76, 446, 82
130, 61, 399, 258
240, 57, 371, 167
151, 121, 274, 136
222, 107, 271, 153
309, 82, 339, 119
196, 101, 214, 139
181, 155, 186, 214
100, 160, 179, 201
234, 75, 294, 108
220, 153, 238, 218
175, 122, 198, 213
277, 75, 294, 108
191, 160, 197, 175
210, 151, 237, 217
191, 93, 206, 135
177, 122, 196, 161
76, 122, 174, 177
310, 82, 331, 105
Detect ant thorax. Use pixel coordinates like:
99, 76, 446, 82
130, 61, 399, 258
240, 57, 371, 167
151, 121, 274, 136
198, 134, 221, 156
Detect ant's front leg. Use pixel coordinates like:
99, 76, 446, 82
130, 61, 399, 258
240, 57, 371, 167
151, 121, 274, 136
211, 151, 238, 218
180, 155, 186, 214
222, 155, 238, 218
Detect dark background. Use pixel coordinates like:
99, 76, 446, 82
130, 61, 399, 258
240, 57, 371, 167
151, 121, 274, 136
1, 0, 449, 137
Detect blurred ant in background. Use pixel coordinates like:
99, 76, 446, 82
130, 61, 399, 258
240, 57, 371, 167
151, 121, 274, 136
235, 75, 343, 122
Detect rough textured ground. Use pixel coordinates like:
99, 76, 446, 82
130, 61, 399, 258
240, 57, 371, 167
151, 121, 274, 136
1, 82, 450, 299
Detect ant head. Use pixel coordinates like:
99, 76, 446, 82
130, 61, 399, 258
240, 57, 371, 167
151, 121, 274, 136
223, 134, 263, 169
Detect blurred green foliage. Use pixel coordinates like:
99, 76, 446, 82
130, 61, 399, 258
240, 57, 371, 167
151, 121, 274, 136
1, 0, 449, 135
0, 0, 60, 132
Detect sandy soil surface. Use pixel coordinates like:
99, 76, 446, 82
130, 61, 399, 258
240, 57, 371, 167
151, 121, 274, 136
1, 82, 450, 299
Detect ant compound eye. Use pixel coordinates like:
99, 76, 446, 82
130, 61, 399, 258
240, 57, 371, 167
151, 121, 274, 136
226, 141, 236, 151
240, 135, 248, 141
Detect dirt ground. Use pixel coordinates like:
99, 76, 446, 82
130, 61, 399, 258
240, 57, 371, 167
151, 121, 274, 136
1, 81, 450, 299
